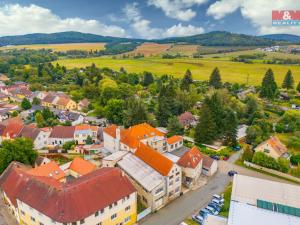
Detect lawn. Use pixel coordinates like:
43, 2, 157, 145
0, 43, 106, 52
55, 56, 300, 85
219, 183, 232, 217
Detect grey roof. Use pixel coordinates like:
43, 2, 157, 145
117, 153, 164, 192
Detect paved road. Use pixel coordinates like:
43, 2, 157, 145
140, 152, 295, 225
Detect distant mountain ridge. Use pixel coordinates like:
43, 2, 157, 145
260, 34, 300, 43
0, 31, 281, 47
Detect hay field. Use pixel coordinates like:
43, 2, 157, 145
0, 43, 106, 52
54, 57, 300, 85
166, 44, 199, 56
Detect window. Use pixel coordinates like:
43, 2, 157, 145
176, 177, 180, 182
155, 187, 164, 195
96, 223, 102, 225
40, 223, 44, 225
169, 181, 173, 186
264, 149, 270, 153
124, 216, 131, 223
111, 213, 117, 220
175, 187, 180, 193
100, 209, 104, 214
72, 222, 77, 225
176, 172, 180, 176
169, 175, 174, 179
109, 204, 113, 209
125, 206, 131, 211
80, 219, 85, 224
31, 217, 35, 222
95, 211, 99, 217
20, 210, 25, 215
114, 202, 118, 206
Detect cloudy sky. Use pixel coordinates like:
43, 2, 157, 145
0, 0, 299, 39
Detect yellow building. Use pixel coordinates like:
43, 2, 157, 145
254, 136, 288, 159
0, 162, 137, 225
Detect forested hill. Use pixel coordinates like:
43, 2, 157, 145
157, 31, 276, 46
260, 34, 300, 43
0, 31, 278, 47
0, 31, 141, 46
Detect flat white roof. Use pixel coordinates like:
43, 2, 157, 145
103, 151, 128, 161
228, 201, 300, 225
232, 175, 300, 208
117, 153, 164, 192
163, 152, 179, 163
204, 215, 227, 225
237, 125, 248, 140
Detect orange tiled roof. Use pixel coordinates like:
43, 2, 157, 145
27, 161, 65, 180
177, 146, 203, 169
69, 157, 96, 176
135, 143, 173, 176
103, 124, 118, 138
167, 135, 183, 145
265, 136, 288, 156
75, 124, 91, 131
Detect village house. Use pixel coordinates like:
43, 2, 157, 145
135, 143, 182, 201
177, 146, 203, 188
74, 124, 98, 145
48, 125, 75, 146
0, 162, 137, 225
0, 93, 9, 102
66, 157, 97, 178
166, 135, 184, 152
41, 94, 57, 108
74, 143, 103, 154
118, 152, 166, 212
0, 117, 24, 143
53, 96, 78, 111
103, 123, 183, 154
27, 160, 66, 182
254, 136, 289, 159
57, 110, 84, 125
202, 154, 218, 176
19, 125, 51, 150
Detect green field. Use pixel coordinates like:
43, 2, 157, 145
55, 56, 300, 85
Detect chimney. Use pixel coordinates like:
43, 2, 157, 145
116, 127, 121, 141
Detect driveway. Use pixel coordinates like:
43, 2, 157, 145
140, 152, 296, 225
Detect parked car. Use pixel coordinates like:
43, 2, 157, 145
205, 206, 219, 215
232, 146, 241, 151
210, 155, 220, 160
213, 194, 224, 203
199, 209, 209, 218
208, 203, 221, 212
212, 198, 224, 207
228, 170, 238, 177
223, 156, 229, 161
192, 214, 203, 224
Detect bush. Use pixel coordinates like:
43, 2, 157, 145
252, 152, 279, 170
290, 165, 300, 178
277, 158, 289, 173
290, 154, 300, 166
242, 146, 254, 162
62, 141, 75, 151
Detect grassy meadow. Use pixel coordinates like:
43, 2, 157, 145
55, 56, 300, 85
0, 43, 106, 52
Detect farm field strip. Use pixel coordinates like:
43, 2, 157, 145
0, 43, 106, 52
55, 57, 300, 85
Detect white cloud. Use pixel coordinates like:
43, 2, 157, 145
165, 23, 204, 37
124, 3, 204, 39
148, 0, 208, 21
0, 4, 126, 37
207, 0, 300, 35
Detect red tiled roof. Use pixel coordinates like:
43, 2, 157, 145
27, 161, 65, 180
135, 143, 173, 176
0, 162, 136, 223
167, 135, 183, 145
49, 126, 75, 138
177, 146, 203, 169
2, 120, 23, 138
19, 125, 41, 140
69, 157, 96, 176
43, 94, 56, 103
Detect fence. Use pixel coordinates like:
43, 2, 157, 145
137, 207, 151, 221
244, 161, 300, 183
